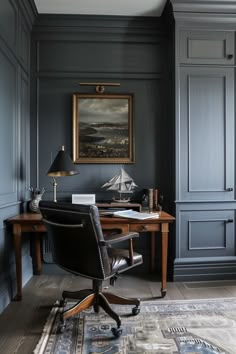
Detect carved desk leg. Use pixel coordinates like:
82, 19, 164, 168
13, 224, 22, 301
161, 222, 169, 298
35, 233, 42, 275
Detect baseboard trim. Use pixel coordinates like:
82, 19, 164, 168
173, 257, 236, 281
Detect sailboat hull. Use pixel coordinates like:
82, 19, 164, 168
112, 196, 131, 203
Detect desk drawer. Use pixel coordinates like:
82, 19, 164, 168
21, 224, 46, 233
130, 224, 159, 233
102, 224, 129, 234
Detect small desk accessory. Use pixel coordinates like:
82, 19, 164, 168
72, 194, 96, 205
101, 168, 138, 202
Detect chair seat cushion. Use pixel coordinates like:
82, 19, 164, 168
108, 248, 143, 274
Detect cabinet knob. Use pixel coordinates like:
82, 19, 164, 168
227, 219, 234, 223
226, 188, 233, 191
227, 54, 233, 59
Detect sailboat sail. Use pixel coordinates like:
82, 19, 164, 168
101, 168, 138, 196
101, 168, 137, 193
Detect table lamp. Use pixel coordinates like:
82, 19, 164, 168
47, 145, 79, 202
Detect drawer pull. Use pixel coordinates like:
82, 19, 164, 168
32, 225, 38, 231
226, 188, 233, 191
141, 225, 148, 231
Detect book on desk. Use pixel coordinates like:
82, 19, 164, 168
97, 202, 142, 216
112, 209, 160, 220
96, 203, 159, 220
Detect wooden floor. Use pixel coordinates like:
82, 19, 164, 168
0, 274, 236, 354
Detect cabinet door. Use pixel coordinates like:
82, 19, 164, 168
178, 66, 234, 201
178, 210, 235, 259
179, 30, 235, 65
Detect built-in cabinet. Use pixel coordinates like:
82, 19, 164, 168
172, 0, 236, 280
179, 29, 235, 65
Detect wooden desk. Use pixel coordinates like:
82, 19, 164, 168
7, 211, 175, 300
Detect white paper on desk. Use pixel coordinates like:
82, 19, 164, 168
113, 209, 159, 220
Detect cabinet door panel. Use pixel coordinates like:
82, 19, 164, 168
179, 210, 235, 258
180, 30, 235, 65
179, 66, 234, 200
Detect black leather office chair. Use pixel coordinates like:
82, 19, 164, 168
39, 201, 143, 337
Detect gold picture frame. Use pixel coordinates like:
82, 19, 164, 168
73, 93, 134, 163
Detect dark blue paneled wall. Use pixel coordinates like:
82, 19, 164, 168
30, 12, 174, 276
0, 0, 174, 313
31, 14, 173, 206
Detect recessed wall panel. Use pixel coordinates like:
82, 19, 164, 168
188, 75, 225, 192
179, 66, 234, 200
180, 30, 235, 65
0, 0, 17, 50
37, 41, 162, 74
179, 210, 234, 258
189, 219, 225, 250
0, 49, 17, 203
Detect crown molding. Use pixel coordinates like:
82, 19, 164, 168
171, 0, 236, 14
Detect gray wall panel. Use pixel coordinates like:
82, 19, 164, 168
0, 0, 17, 52
0, 0, 35, 313
37, 41, 163, 74
179, 29, 235, 65
31, 15, 169, 204
36, 77, 163, 200
0, 46, 17, 205
18, 17, 30, 71
179, 210, 235, 258
30, 13, 174, 278
179, 66, 234, 201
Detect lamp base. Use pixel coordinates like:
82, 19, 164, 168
52, 177, 57, 202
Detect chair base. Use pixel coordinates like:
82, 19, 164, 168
58, 280, 141, 337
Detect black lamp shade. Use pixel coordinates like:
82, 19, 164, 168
47, 147, 79, 177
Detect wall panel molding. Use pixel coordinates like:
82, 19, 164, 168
33, 14, 165, 37
172, 0, 236, 14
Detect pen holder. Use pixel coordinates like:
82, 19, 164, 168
29, 193, 43, 213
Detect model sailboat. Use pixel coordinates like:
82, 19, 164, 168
101, 168, 138, 202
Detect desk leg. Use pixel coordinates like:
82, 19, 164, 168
35, 233, 42, 275
150, 232, 156, 272
161, 222, 169, 298
13, 224, 22, 301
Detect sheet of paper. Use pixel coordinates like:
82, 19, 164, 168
113, 209, 159, 220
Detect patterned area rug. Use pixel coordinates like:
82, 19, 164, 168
34, 297, 236, 354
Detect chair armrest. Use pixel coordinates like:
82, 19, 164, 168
100, 232, 139, 267
100, 231, 139, 245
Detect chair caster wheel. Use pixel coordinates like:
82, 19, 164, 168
132, 306, 140, 315
57, 323, 66, 334
111, 327, 122, 338
59, 299, 66, 307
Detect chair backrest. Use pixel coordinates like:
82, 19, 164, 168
39, 201, 110, 280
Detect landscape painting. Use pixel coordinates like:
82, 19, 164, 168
73, 93, 134, 163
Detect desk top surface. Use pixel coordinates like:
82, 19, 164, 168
7, 211, 175, 224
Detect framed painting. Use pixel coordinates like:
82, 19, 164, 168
73, 93, 134, 163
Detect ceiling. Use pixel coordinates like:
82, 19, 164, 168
33, 0, 167, 17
